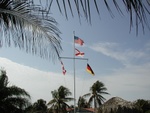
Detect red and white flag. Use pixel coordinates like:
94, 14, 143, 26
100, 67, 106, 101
60, 60, 66, 75
75, 48, 84, 57
74, 36, 84, 46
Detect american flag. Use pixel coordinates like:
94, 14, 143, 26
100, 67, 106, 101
74, 36, 84, 46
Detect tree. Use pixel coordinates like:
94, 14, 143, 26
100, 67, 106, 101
77, 96, 89, 108
33, 99, 47, 113
0, 69, 31, 113
83, 80, 109, 109
135, 99, 150, 113
30, 99, 48, 113
0, 0, 62, 60
47, 85, 74, 113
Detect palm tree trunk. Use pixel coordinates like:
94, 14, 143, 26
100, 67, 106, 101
94, 97, 96, 113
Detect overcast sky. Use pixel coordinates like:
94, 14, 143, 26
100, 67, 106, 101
0, 1, 150, 105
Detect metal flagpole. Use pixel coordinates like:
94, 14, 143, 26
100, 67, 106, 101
60, 57, 88, 60
59, 55, 88, 113
73, 31, 76, 113
60, 32, 88, 113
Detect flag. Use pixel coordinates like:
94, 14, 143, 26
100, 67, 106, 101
74, 36, 84, 46
86, 63, 95, 75
60, 60, 66, 75
75, 48, 84, 57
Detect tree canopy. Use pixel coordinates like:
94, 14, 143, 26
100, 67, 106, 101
83, 80, 109, 108
0, 69, 31, 113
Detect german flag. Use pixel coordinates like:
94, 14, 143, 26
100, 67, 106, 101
86, 63, 95, 75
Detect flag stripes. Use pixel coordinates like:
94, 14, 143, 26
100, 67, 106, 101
74, 36, 84, 46
86, 63, 95, 75
75, 48, 84, 57
60, 60, 66, 75
58, 35, 95, 76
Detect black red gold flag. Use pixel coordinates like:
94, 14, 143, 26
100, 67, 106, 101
86, 63, 95, 75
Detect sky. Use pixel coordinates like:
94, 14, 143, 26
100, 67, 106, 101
0, 1, 150, 105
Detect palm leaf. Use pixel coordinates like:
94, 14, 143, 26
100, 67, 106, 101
83, 93, 91, 98
0, 69, 31, 111
4, 97, 30, 108
38, 0, 150, 34
6, 85, 31, 98
47, 99, 57, 105
61, 101, 70, 108
63, 97, 74, 102
96, 96, 102, 106
97, 94, 106, 103
0, 0, 62, 60
0, 70, 8, 88
88, 95, 94, 106
85, 81, 109, 108
48, 85, 73, 111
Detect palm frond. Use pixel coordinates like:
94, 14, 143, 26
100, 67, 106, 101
5, 97, 31, 108
0, 69, 31, 111
7, 85, 31, 98
98, 91, 110, 95
58, 85, 72, 98
86, 81, 109, 108
48, 85, 73, 111
96, 96, 102, 106
47, 99, 57, 105
88, 95, 94, 105
0, 70, 8, 88
97, 94, 106, 103
38, 0, 150, 34
61, 101, 70, 108
82, 93, 91, 98
63, 97, 74, 102
0, 0, 62, 60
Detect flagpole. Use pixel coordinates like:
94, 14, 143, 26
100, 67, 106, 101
59, 57, 88, 60
59, 33, 94, 112
73, 31, 76, 113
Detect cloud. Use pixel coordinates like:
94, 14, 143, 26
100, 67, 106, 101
90, 42, 126, 60
0, 57, 70, 102
90, 42, 149, 66
0, 57, 150, 104
88, 41, 150, 100
0, 57, 97, 104
104, 63, 150, 101
145, 41, 150, 51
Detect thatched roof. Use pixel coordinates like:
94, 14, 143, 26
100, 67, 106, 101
98, 97, 138, 113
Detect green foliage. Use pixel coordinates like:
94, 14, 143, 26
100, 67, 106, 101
26, 99, 48, 113
135, 99, 150, 113
83, 80, 109, 108
0, 69, 31, 113
0, 0, 62, 60
145, 110, 150, 113
47, 85, 74, 113
77, 96, 89, 108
